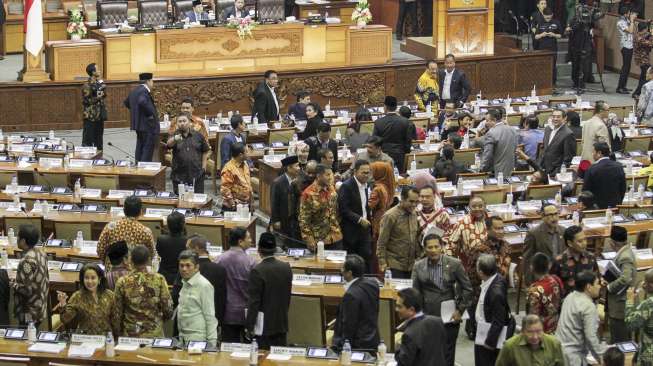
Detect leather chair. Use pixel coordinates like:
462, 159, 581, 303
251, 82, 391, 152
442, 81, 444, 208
138, 0, 169, 26
173, 0, 193, 21
256, 0, 283, 20
214, 0, 232, 21
97, 1, 128, 28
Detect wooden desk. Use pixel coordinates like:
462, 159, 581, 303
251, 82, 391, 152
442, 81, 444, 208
0, 192, 213, 210
0, 162, 167, 191
45, 39, 104, 81
3, 12, 69, 54
295, 0, 357, 24
91, 23, 392, 80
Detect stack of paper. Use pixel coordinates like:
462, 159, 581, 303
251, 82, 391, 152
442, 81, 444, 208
28, 342, 66, 354
67, 344, 100, 358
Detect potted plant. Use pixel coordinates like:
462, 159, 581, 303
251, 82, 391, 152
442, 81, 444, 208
226, 15, 258, 40
351, 0, 372, 29
67, 9, 87, 41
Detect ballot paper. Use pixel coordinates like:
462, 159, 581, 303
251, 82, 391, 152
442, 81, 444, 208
255, 312, 264, 336
28, 342, 66, 354
475, 321, 508, 349
114, 343, 139, 351
68, 343, 99, 358
440, 300, 470, 324
230, 351, 250, 358
266, 354, 292, 361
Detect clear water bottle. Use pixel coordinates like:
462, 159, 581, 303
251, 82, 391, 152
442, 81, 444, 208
335, 128, 342, 141
384, 269, 392, 288
410, 154, 417, 174
63, 154, 70, 168
1, 248, 8, 270
462, 133, 470, 149
292, 134, 298, 142
377, 340, 387, 364
33, 200, 41, 212
341, 340, 352, 366
74, 179, 81, 200
506, 191, 513, 205
49, 130, 55, 139
474, 154, 481, 171
27, 321, 36, 343
497, 172, 504, 187
75, 231, 83, 249
7, 228, 15, 247
249, 338, 258, 366
605, 209, 613, 227
163, 113, 169, 123
317, 240, 325, 261
456, 177, 464, 195
554, 190, 562, 207
433, 126, 440, 141
152, 253, 160, 273
393, 167, 400, 178
638, 184, 646, 204
105, 332, 115, 357
531, 84, 537, 99
572, 211, 580, 226
10, 175, 17, 192
476, 90, 482, 104
560, 163, 566, 174
630, 121, 637, 136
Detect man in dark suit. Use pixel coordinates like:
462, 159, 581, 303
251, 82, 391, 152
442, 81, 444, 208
124, 72, 159, 162
331, 255, 380, 351
474, 254, 513, 366
338, 160, 372, 270
186, 235, 228, 328
412, 233, 472, 366
539, 108, 576, 176
223, 0, 247, 19
0, 268, 8, 326
185, 0, 208, 22
373, 96, 411, 172
246, 232, 292, 349
306, 123, 338, 171
219, 114, 247, 168
252, 70, 280, 124
395, 288, 446, 366
0, 0, 5, 60
270, 156, 302, 248
438, 54, 471, 109
582, 142, 627, 209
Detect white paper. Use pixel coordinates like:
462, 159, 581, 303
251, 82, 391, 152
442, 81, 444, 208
440, 300, 457, 324
254, 311, 264, 336
114, 343, 139, 351
28, 342, 66, 353
475, 321, 508, 349
267, 354, 292, 361
67, 344, 97, 358
292, 280, 312, 286
230, 351, 250, 358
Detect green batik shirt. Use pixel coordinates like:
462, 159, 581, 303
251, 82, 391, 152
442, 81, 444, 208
626, 295, 653, 364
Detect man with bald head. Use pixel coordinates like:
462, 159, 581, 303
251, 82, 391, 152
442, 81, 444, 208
626, 268, 653, 365
522, 204, 564, 284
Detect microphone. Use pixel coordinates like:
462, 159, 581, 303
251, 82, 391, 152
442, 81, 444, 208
107, 142, 135, 161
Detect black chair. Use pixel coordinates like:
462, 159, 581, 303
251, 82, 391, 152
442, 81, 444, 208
256, 0, 283, 20
97, 0, 128, 28
173, 0, 193, 21
138, 0, 169, 26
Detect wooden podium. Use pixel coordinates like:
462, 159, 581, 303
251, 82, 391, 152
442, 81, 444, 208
401, 0, 494, 59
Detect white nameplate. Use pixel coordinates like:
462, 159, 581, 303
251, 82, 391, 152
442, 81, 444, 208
191, 193, 208, 203
81, 188, 102, 198
324, 250, 347, 259
269, 346, 307, 357
39, 158, 62, 168
71, 334, 105, 344
10, 144, 34, 153
107, 189, 133, 198
110, 207, 125, 217
68, 159, 94, 168
263, 154, 286, 163
145, 208, 173, 217
47, 261, 63, 271
137, 162, 162, 170
293, 274, 325, 284
74, 146, 97, 155
388, 278, 413, 290
118, 337, 152, 346
636, 248, 653, 260
223, 211, 251, 222
220, 343, 252, 353
208, 246, 223, 255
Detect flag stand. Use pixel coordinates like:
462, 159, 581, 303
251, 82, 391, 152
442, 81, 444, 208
18, 46, 50, 82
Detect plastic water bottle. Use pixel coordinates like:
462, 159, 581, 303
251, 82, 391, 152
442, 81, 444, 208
341, 340, 352, 365
384, 269, 392, 288
75, 231, 83, 249
163, 113, 170, 123
63, 154, 70, 168
1, 249, 8, 270
457, 177, 464, 195
152, 253, 160, 273
10, 176, 17, 192
27, 321, 36, 343
74, 179, 81, 200
497, 172, 504, 187
572, 211, 580, 226
292, 134, 298, 143
474, 154, 481, 171
105, 332, 115, 357
627, 160, 633, 175
335, 128, 342, 141
377, 340, 387, 364
433, 126, 440, 141
462, 132, 470, 149
630, 121, 637, 136
48, 130, 55, 139
61, 138, 67, 151
506, 190, 513, 205
531, 84, 537, 99
638, 184, 645, 204
249, 338, 258, 366
326, 99, 331, 112
605, 209, 613, 227
554, 190, 562, 207
410, 154, 417, 174
317, 241, 325, 261
8, 228, 15, 247
560, 163, 566, 174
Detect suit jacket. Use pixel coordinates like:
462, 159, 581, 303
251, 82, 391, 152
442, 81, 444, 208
246, 257, 293, 335
124, 84, 159, 133
198, 257, 228, 325
156, 234, 188, 285
252, 81, 279, 124
0, 270, 9, 327
184, 10, 208, 22
219, 131, 247, 168
522, 223, 565, 283
372, 113, 412, 166
306, 136, 338, 171
302, 116, 323, 140
481, 274, 510, 349
338, 177, 371, 249
270, 174, 299, 238
332, 277, 380, 350
582, 158, 627, 209
540, 125, 576, 175
581, 116, 610, 162
222, 5, 246, 20
607, 245, 636, 319
480, 122, 518, 177
0, 0, 5, 26
395, 314, 446, 366
438, 68, 471, 108
412, 256, 473, 318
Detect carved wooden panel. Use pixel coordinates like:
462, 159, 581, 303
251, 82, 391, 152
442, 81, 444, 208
48, 45, 104, 81
29, 87, 81, 130
446, 12, 487, 56
393, 65, 426, 102
478, 61, 514, 98
156, 26, 304, 63
349, 27, 392, 65
0, 88, 29, 128
515, 57, 552, 95
448, 0, 487, 9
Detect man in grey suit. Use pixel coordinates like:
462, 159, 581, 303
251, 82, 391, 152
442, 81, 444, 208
606, 225, 636, 343
581, 101, 611, 162
480, 109, 518, 178
522, 204, 565, 284
540, 108, 576, 176
412, 233, 472, 366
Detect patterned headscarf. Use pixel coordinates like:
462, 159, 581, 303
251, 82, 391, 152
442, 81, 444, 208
371, 161, 395, 206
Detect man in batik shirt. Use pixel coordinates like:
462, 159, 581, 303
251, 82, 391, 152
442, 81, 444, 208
448, 196, 488, 283
221, 142, 252, 211
299, 164, 342, 250
13, 225, 49, 326
625, 268, 653, 366
527, 253, 563, 334
551, 225, 598, 296
416, 185, 451, 243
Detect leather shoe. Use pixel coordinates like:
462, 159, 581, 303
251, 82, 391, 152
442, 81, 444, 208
616, 88, 629, 94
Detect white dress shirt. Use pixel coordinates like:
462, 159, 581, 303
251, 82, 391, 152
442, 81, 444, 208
475, 273, 498, 323
354, 176, 368, 221
442, 70, 454, 100
267, 84, 280, 119
548, 124, 563, 145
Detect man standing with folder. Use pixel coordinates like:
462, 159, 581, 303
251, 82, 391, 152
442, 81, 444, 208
605, 225, 636, 343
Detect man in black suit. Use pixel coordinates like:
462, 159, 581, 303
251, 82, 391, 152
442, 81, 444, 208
338, 160, 372, 270
223, 0, 247, 19
124, 72, 159, 162
184, 0, 209, 22
246, 232, 292, 349
474, 254, 513, 366
373, 96, 412, 172
186, 235, 228, 328
252, 70, 280, 124
540, 107, 576, 176
0, 0, 5, 60
270, 156, 302, 248
438, 54, 471, 109
306, 123, 338, 171
332, 255, 380, 351
582, 141, 627, 209
395, 288, 446, 366
0, 268, 8, 327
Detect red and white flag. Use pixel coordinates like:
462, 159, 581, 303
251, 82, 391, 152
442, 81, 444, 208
24, 0, 43, 56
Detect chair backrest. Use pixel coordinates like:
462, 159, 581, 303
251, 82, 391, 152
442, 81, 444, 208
54, 222, 93, 241
141, 202, 177, 211
525, 184, 562, 200
267, 127, 296, 145
173, 0, 193, 20
455, 148, 480, 169
35, 151, 64, 160
138, 218, 163, 242
97, 1, 128, 29
411, 117, 429, 131
536, 110, 552, 127
471, 187, 506, 205
623, 136, 653, 153
4, 217, 44, 241
34, 171, 70, 189
330, 124, 348, 140
257, 0, 284, 20
378, 297, 395, 352
627, 175, 649, 192
287, 294, 325, 346
512, 170, 532, 180
548, 98, 575, 108
506, 113, 522, 127
582, 209, 610, 219
214, 0, 232, 20
138, 0, 168, 26
82, 174, 119, 193
611, 105, 631, 120
0, 171, 17, 189
617, 204, 653, 217
185, 223, 224, 248
359, 122, 374, 135
404, 152, 439, 171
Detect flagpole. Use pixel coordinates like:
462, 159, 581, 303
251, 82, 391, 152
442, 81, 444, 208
18, 0, 49, 82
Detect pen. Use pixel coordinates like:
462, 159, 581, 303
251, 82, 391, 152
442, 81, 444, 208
136, 355, 157, 362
